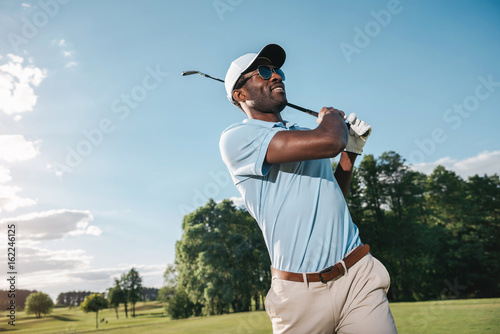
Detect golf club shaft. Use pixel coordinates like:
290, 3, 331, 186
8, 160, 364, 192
286, 102, 318, 117
182, 70, 318, 117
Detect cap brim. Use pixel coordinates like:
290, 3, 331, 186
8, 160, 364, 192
241, 43, 286, 73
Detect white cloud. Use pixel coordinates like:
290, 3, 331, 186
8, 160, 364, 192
16, 246, 92, 274
410, 150, 500, 179
21, 3, 32, 8
52, 39, 78, 68
453, 151, 500, 177
0, 134, 41, 162
216, 196, 245, 208
229, 196, 245, 208
410, 157, 456, 175
0, 136, 40, 213
0, 165, 12, 183
0, 184, 38, 212
0, 164, 37, 213
66, 264, 165, 283
0, 54, 47, 116
0, 209, 102, 241
85, 225, 103, 236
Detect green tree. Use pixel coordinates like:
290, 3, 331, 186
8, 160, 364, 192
426, 166, 469, 294
376, 152, 436, 300
25, 292, 54, 318
160, 264, 198, 319
118, 273, 129, 318
80, 293, 108, 329
428, 169, 500, 298
165, 287, 195, 319
158, 264, 177, 303
342, 152, 500, 301
354, 152, 441, 301
465, 174, 500, 296
344, 164, 364, 224
123, 268, 143, 317
175, 199, 270, 317
107, 279, 126, 319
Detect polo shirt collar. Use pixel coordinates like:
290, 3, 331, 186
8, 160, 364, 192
242, 118, 297, 129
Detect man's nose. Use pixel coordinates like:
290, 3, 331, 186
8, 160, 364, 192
270, 71, 283, 81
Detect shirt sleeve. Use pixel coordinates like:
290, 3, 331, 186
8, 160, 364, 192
219, 123, 283, 178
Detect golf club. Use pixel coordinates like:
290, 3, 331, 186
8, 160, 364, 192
181, 70, 370, 137
181, 70, 319, 117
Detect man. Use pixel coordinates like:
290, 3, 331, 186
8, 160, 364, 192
219, 44, 397, 334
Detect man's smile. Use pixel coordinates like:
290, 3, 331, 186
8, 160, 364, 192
271, 84, 285, 92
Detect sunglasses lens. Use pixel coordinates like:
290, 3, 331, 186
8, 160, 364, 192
257, 66, 285, 81
258, 66, 272, 79
276, 68, 285, 81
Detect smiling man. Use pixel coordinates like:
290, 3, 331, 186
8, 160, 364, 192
219, 44, 397, 334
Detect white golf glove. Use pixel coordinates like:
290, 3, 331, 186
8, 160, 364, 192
344, 113, 372, 155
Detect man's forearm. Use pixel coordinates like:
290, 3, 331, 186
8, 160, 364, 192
334, 151, 358, 198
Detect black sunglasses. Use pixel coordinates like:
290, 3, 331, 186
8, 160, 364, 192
235, 66, 285, 89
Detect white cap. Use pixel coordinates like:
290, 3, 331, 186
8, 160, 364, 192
225, 44, 286, 102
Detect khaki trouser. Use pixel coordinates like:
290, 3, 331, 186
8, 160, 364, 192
265, 253, 398, 334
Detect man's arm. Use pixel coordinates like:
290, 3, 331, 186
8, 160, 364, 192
335, 113, 372, 198
266, 107, 348, 164
334, 151, 357, 198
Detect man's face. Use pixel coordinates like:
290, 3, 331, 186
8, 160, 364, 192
234, 58, 287, 114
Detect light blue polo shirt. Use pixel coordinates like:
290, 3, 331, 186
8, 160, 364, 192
219, 118, 361, 273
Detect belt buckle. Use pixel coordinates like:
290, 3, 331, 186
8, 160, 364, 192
318, 265, 334, 283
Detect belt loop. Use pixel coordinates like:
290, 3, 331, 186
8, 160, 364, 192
339, 259, 348, 277
302, 272, 309, 288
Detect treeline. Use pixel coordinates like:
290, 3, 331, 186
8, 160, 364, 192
0, 289, 37, 310
56, 287, 158, 308
162, 151, 499, 318
345, 151, 499, 301
56, 291, 96, 307
141, 287, 159, 302
10, 268, 149, 322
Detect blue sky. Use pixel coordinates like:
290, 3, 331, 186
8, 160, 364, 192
0, 0, 499, 300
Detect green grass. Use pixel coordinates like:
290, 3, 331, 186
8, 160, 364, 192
392, 298, 500, 334
1, 298, 499, 333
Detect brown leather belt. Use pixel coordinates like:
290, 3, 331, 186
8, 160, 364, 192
271, 244, 370, 283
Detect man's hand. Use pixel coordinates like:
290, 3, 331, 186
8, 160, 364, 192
344, 113, 371, 155
317, 107, 345, 124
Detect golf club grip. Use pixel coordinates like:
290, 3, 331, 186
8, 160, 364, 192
287, 102, 370, 137
287, 103, 319, 117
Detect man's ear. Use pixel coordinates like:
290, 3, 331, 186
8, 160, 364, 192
233, 89, 246, 104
